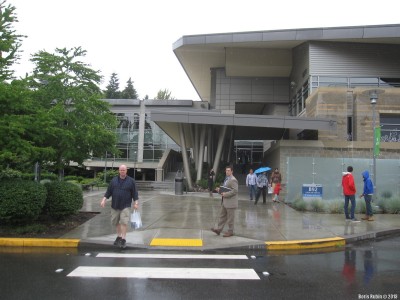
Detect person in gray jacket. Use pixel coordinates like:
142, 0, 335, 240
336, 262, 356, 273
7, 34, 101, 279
211, 165, 238, 237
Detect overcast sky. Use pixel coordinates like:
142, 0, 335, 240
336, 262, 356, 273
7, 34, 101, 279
11, 0, 400, 100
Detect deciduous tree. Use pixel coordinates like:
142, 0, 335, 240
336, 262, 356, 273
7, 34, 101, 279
0, 0, 25, 81
28, 47, 117, 178
155, 88, 175, 100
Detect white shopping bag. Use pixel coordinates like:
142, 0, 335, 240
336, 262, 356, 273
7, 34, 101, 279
130, 210, 142, 229
268, 185, 273, 194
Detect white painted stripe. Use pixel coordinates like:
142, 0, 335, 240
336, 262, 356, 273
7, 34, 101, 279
96, 253, 248, 260
68, 267, 260, 280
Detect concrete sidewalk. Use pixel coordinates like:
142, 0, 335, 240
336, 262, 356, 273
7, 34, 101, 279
1, 187, 399, 250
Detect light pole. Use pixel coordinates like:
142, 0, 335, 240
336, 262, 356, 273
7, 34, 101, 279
370, 91, 377, 199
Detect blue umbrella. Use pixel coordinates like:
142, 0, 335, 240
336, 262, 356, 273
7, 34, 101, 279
254, 167, 271, 174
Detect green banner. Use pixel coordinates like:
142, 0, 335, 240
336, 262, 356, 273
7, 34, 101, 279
374, 127, 381, 156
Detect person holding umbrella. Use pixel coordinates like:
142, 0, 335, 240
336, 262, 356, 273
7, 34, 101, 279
255, 171, 269, 205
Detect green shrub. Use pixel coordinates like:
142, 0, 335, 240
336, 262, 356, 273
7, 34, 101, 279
197, 178, 208, 189
388, 198, 400, 214
96, 170, 119, 183
0, 180, 47, 224
64, 175, 84, 182
310, 199, 326, 212
14, 224, 47, 235
381, 190, 392, 199
41, 173, 58, 181
374, 198, 400, 214
43, 181, 83, 218
0, 169, 23, 180
292, 198, 307, 211
21, 173, 35, 180
327, 199, 344, 214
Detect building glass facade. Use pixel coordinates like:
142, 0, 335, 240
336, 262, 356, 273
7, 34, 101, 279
113, 112, 179, 162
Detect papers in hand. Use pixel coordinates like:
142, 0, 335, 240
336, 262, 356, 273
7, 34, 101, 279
218, 186, 232, 194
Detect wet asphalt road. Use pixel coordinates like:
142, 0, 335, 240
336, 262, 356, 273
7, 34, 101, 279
0, 236, 399, 300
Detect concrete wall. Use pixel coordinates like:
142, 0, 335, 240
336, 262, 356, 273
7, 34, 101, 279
214, 68, 290, 112
306, 87, 400, 142
265, 140, 400, 200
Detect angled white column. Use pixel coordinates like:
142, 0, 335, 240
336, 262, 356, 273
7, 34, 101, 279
212, 125, 227, 175
226, 127, 234, 163
179, 123, 193, 190
207, 126, 213, 166
196, 125, 207, 181
192, 124, 199, 170
137, 100, 145, 163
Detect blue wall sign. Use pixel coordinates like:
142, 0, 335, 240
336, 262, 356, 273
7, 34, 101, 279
302, 184, 323, 199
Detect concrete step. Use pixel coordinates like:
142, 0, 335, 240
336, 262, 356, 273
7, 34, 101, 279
136, 181, 174, 191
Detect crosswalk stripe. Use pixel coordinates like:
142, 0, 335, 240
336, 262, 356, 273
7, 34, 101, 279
67, 266, 260, 280
96, 253, 249, 260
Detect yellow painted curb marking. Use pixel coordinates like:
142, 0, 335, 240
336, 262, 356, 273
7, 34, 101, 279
265, 237, 345, 250
0, 238, 80, 248
150, 238, 203, 247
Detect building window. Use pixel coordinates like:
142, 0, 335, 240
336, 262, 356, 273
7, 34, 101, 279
347, 116, 353, 141
380, 114, 400, 142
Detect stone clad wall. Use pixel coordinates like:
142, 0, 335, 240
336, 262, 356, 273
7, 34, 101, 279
306, 87, 400, 142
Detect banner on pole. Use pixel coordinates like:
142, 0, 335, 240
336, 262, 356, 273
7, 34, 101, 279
374, 127, 381, 156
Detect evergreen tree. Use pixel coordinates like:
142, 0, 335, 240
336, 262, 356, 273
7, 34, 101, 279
104, 72, 121, 99
121, 77, 138, 99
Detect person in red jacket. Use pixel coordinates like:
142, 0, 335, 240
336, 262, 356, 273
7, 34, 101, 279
341, 166, 360, 222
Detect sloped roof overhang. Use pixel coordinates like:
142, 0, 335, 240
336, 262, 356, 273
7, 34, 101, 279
150, 110, 336, 147
173, 24, 400, 102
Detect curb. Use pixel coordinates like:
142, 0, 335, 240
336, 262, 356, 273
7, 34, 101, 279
265, 237, 345, 250
1, 228, 399, 249
0, 238, 80, 248
343, 228, 400, 244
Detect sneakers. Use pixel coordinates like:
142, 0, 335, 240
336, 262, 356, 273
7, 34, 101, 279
120, 239, 127, 249
113, 236, 122, 246
367, 217, 374, 221
361, 215, 369, 220
351, 218, 361, 223
113, 236, 127, 248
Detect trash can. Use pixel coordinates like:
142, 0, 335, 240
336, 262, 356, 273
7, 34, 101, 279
175, 170, 183, 195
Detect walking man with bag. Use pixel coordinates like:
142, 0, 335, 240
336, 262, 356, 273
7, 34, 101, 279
101, 164, 139, 249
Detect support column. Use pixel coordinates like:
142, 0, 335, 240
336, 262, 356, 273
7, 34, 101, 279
196, 125, 207, 181
226, 127, 234, 163
179, 123, 193, 191
207, 126, 213, 166
193, 124, 199, 170
137, 100, 145, 163
212, 125, 227, 175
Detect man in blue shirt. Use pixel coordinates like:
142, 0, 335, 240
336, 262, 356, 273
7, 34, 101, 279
246, 169, 257, 201
101, 164, 139, 248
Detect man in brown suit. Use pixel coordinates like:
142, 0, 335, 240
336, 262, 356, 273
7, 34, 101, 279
211, 165, 239, 237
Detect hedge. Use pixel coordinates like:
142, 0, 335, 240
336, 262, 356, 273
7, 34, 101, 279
43, 181, 84, 218
0, 180, 47, 224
